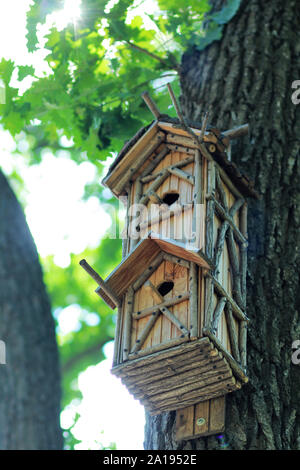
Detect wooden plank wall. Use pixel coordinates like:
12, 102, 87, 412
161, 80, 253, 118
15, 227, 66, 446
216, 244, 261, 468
210, 175, 242, 355
130, 260, 190, 353
126, 150, 206, 252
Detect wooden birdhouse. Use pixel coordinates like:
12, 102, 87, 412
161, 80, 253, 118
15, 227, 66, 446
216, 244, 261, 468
80, 88, 258, 440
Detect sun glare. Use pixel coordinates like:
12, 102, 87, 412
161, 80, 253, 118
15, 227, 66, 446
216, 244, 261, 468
50, 0, 82, 31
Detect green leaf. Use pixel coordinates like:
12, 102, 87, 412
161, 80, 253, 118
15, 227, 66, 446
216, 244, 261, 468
17, 65, 35, 81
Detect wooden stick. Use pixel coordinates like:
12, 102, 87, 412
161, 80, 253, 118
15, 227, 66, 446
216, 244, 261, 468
113, 305, 122, 366
239, 320, 247, 369
204, 276, 214, 328
189, 262, 198, 339
160, 305, 189, 336
194, 149, 202, 205
168, 167, 195, 185
123, 288, 134, 361
144, 281, 189, 336
225, 303, 241, 363
132, 252, 164, 292
229, 197, 245, 217
222, 124, 249, 140
216, 169, 228, 210
132, 292, 190, 320
141, 172, 165, 184
213, 220, 229, 273
165, 133, 212, 151
240, 203, 248, 239
144, 280, 164, 304
131, 178, 143, 250
148, 190, 163, 204
158, 121, 217, 142
122, 186, 131, 257
164, 155, 195, 169
202, 327, 248, 383
139, 147, 169, 180
131, 311, 160, 354
141, 91, 161, 119
240, 242, 247, 305
205, 160, 215, 260
218, 166, 244, 200
162, 253, 190, 269
139, 204, 191, 231
226, 228, 244, 309
167, 83, 185, 123
211, 297, 227, 333
166, 83, 214, 164
79, 259, 120, 308
205, 273, 249, 323
139, 169, 169, 206
207, 194, 247, 244
192, 149, 202, 244
166, 143, 196, 154
140, 155, 195, 184
213, 196, 245, 271
128, 335, 190, 360
114, 132, 164, 194
199, 110, 210, 141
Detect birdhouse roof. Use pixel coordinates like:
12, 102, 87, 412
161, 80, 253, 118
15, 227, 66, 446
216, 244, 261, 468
96, 232, 213, 309
102, 117, 259, 199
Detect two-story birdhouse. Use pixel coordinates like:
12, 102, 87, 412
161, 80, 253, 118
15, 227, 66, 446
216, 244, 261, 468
80, 93, 258, 440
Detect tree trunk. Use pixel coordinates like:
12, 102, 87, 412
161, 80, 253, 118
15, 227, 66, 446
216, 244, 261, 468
0, 171, 63, 450
145, 0, 300, 450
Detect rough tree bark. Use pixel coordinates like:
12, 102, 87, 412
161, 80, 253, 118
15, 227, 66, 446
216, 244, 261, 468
145, 0, 300, 450
0, 170, 63, 449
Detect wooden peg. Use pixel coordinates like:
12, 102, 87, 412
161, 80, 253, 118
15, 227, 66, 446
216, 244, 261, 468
141, 91, 161, 119
167, 83, 185, 123
79, 259, 120, 309
222, 124, 249, 140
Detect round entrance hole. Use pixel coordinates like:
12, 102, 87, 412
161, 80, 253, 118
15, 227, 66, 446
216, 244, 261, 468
157, 281, 174, 297
162, 192, 179, 206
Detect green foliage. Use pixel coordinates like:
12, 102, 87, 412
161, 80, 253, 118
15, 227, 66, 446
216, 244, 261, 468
0, 0, 241, 164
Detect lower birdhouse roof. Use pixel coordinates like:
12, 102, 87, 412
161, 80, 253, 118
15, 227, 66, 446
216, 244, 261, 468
102, 117, 259, 199
97, 232, 212, 309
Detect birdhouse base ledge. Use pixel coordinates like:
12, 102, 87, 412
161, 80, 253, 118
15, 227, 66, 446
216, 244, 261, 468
111, 336, 246, 415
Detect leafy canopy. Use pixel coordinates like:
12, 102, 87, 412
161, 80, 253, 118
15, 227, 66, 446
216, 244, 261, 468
1, 0, 241, 165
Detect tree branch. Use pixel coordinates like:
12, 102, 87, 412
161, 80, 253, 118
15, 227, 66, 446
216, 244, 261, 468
123, 40, 179, 70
